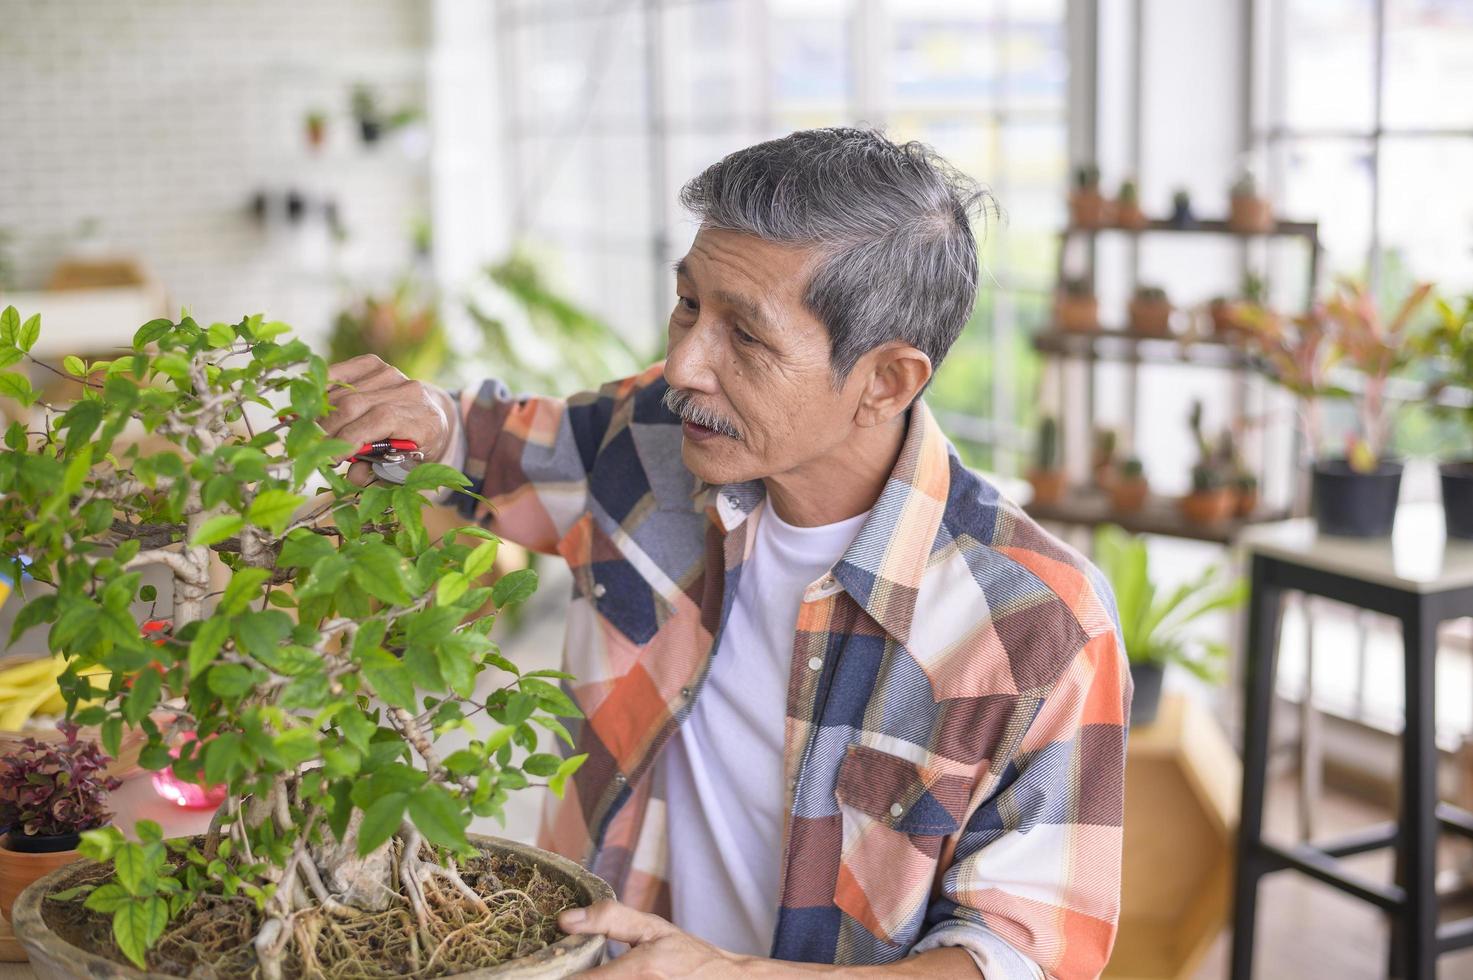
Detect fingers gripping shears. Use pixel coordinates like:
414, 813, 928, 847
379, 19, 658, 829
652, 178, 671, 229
349, 439, 424, 484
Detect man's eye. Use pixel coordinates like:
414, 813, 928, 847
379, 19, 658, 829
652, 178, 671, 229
677, 296, 698, 313
733, 326, 758, 346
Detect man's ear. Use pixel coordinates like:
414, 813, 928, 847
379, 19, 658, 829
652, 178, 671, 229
853, 344, 932, 428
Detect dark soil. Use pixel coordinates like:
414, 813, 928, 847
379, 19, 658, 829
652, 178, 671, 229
42, 843, 579, 978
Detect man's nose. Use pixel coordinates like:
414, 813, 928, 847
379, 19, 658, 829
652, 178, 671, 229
665, 320, 721, 394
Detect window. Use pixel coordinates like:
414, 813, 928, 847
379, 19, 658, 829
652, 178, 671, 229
496, 0, 1070, 472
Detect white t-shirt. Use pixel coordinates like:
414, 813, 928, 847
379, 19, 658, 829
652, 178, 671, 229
659, 501, 870, 956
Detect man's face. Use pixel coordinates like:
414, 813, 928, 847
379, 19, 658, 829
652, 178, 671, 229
664, 227, 869, 486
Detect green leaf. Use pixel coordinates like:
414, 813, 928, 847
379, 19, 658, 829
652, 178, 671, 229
132, 318, 173, 349
351, 542, 415, 606
219, 567, 271, 616
0, 371, 33, 405
205, 322, 235, 348
83, 883, 133, 914
0, 306, 17, 344
464, 539, 499, 579
63, 355, 87, 377
549, 753, 588, 798
10, 593, 58, 645
359, 651, 417, 710
207, 663, 255, 698
356, 792, 409, 856
191, 514, 243, 547
491, 568, 538, 609
233, 610, 293, 659
518, 678, 581, 718
436, 570, 469, 606
113, 896, 169, 969
188, 616, 231, 678
278, 528, 336, 568
401, 463, 471, 492
114, 843, 151, 896
408, 783, 469, 852
17, 314, 40, 352
0, 348, 21, 370
296, 554, 351, 599
273, 728, 319, 767
101, 716, 123, 757
247, 489, 306, 534
203, 732, 242, 784
123, 668, 162, 725
522, 753, 563, 777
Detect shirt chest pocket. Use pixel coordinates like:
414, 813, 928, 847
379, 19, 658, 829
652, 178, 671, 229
832, 744, 968, 945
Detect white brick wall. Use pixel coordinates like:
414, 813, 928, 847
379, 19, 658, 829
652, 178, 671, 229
0, 0, 433, 346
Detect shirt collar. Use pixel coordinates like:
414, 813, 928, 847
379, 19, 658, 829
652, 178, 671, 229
701, 401, 952, 641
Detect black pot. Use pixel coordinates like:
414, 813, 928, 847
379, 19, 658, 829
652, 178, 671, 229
1129, 662, 1164, 727
3, 830, 81, 854
358, 118, 381, 144
1311, 459, 1403, 537
1444, 461, 1473, 541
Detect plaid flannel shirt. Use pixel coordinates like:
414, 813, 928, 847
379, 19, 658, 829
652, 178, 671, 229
455, 365, 1131, 979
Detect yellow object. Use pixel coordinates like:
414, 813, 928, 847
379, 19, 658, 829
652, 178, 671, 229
0, 657, 66, 730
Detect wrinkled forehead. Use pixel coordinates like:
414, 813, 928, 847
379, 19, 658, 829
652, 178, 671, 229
677, 227, 824, 328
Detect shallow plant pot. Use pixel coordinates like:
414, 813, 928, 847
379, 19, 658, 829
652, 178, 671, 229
0, 833, 82, 924
1180, 489, 1234, 525
1312, 459, 1403, 538
1129, 662, 1164, 727
1228, 195, 1274, 234
1442, 460, 1473, 540
12, 834, 612, 979
1027, 469, 1066, 507
1111, 478, 1150, 513
1069, 190, 1110, 228
1128, 299, 1173, 337
1055, 296, 1099, 332
1115, 202, 1149, 230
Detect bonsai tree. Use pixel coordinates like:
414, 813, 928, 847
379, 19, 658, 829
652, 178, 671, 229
0, 307, 587, 976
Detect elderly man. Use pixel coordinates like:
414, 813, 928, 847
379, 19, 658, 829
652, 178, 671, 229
324, 128, 1130, 979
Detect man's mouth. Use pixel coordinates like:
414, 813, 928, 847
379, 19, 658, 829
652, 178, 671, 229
681, 420, 724, 443
663, 386, 741, 443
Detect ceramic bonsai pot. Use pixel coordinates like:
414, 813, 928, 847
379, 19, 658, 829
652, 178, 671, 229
12, 834, 612, 979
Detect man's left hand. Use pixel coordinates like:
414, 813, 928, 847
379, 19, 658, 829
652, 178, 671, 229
559, 899, 749, 978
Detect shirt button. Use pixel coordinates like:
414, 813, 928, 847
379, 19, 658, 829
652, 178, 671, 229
592, 583, 607, 598
613, 773, 626, 785
680, 686, 692, 700
890, 803, 904, 818
807, 656, 823, 672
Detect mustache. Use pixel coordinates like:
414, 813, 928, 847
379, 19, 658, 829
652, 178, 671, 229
662, 387, 743, 440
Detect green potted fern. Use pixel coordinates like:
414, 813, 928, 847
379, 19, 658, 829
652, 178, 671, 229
1093, 525, 1248, 726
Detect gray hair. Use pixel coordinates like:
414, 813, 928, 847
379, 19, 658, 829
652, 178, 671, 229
678, 127, 996, 382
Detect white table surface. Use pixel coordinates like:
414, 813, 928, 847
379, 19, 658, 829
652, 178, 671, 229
1235, 501, 1473, 594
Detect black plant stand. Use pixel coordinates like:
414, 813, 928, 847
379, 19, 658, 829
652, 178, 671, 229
1230, 505, 1473, 980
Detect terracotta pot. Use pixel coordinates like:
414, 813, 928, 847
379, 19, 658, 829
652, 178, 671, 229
1069, 191, 1111, 228
1111, 478, 1150, 513
1115, 202, 1149, 230
1228, 195, 1274, 234
12, 834, 612, 979
0, 836, 81, 923
1129, 298, 1173, 337
1055, 296, 1099, 333
1180, 489, 1234, 525
1028, 470, 1067, 507
1233, 487, 1259, 517
1209, 300, 1240, 337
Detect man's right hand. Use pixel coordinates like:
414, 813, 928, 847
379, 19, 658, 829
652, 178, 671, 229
323, 355, 457, 486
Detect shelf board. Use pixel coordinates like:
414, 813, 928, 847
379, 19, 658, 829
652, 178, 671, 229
1024, 487, 1291, 544
1032, 327, 1262, 370
1064, 217, 1319, 239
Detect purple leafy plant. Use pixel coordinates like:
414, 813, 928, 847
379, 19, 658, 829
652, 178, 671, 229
0, 723, 120, 839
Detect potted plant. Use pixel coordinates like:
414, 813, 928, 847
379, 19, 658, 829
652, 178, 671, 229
1093, 524, 1248, 726
1418, 293, 1473, 539
1091, 427, 1119, 489
304, 110, 328, 152
1228, 171, 1274, 234
1129, 285, 1174, 337
1311, 280, 1433, 536
350, 84, 382, 144
1233, 471, 1260, 517
1069, 164, 1110, 228
1114, 179, 1148, 230
1054, 277, 1099, 333
1209, 272, 1267, 338
0, 725, 120, 929
1111, 457, 1149, 513
1027, 416, 1066, 507
1168, 188, 1196, 229
1181, 402, 1234, 525
0, 307, 609, 978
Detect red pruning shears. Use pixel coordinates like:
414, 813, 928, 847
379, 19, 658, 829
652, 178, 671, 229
349, 439, 425, 485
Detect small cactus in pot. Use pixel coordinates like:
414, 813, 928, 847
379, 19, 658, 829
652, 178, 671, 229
1055, 277, 1100, 333
1110, 457, 1150, 513
1027, 416, 1067, 507
1069, 164, 1111, 228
